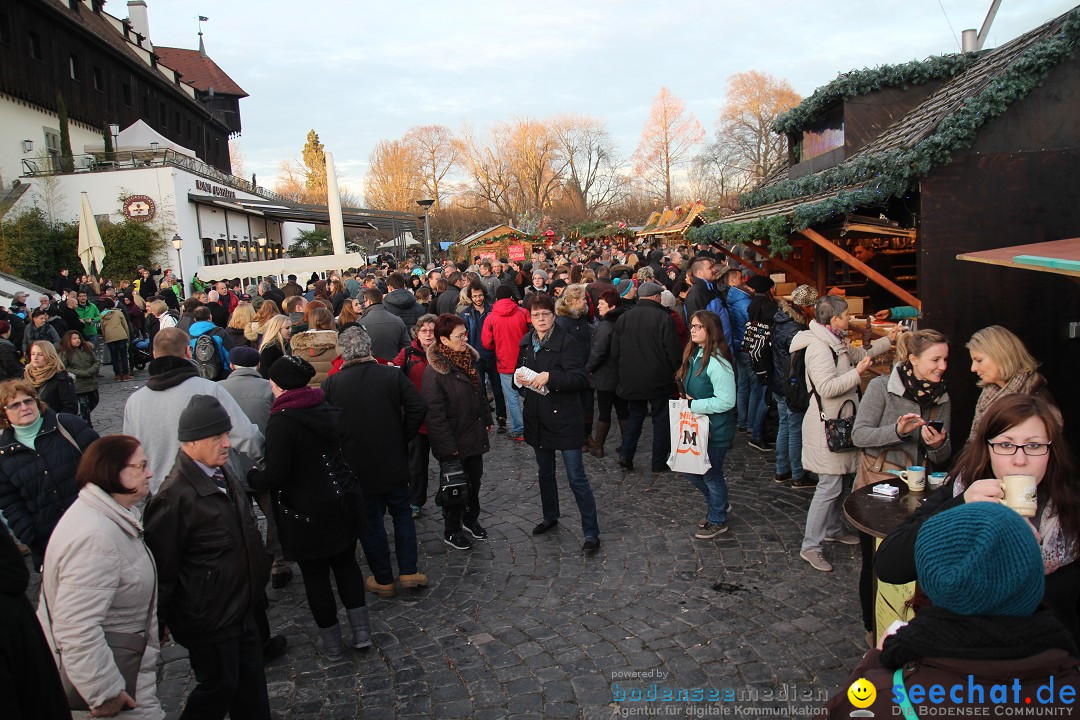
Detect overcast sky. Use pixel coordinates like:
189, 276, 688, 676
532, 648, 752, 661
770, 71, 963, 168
142, 0, 1076, 199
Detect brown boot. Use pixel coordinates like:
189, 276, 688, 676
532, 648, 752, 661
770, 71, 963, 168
582, 413, 594, 452
590, 421, 610, 459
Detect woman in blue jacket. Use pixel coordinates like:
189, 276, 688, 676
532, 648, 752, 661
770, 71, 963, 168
676, 310, 737, 540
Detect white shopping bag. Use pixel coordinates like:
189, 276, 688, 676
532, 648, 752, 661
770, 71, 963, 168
666, 399, 712, 474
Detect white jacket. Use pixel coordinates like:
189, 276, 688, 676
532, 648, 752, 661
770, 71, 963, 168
37, 483, 164, 719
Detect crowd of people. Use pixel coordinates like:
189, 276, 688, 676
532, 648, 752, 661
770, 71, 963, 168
0, 242, 1076, 718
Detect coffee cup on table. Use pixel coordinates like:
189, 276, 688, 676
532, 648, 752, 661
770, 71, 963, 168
928, 472, 948, 490
899, 466, 926, 492
1000, 474, 1037, 517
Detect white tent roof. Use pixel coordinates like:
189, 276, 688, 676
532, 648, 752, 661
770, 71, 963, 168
198, 253, 370, 281
83, 120, 196, 157
376, 233, 420, 250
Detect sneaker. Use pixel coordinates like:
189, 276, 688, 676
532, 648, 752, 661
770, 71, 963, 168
463, 522, 488, 540
443, 532, 471, 550
790, 475, 818, 490
748, 438, 772, 453
410, 505, 421, 519
364, 575, 397, 598
496, 418, 507, 434
398, 572, 428, 589
774, 472, 791, 484
694, 522, 728, 540
825, 532, 860, 545
506, 431, 524, 442
800, 548, 833, 572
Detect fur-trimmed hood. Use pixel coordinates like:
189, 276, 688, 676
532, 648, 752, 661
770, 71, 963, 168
290, 329, 339, 352
426, 343, 479, 375
555, 296, 586, 319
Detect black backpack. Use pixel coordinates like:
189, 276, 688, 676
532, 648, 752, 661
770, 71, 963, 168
783, 348, 811, 413
744, 320, 772, 381
192, 333, 224, 380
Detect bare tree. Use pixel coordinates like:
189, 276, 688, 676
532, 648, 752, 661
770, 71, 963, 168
552, 114, 625, 219
692, 139, 755, 208
402, 125, 457, 209
716, 70, 800, 184
364, 139, 424, 213
228, 140, 244, 178
632, 87, 704, 208
455, 124, 515, 222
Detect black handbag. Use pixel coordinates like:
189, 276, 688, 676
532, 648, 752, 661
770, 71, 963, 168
809, 355, 860, 453
436, 459, 469, 510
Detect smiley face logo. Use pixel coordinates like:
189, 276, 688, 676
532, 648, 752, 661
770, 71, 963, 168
847, 678, 876, 709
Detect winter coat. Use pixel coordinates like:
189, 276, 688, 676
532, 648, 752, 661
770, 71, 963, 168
143, 452, 270, 647
0, 410, 98, 564
99, 308, 130, 343
421, 345, 491, 461
611, 300, 680, 401
516, 324, 590, 450
853, 366, 952, 470
225, 326, 252, 348
37, 484, 164, 719
460, 302, 496, 359
34, 371, 78, 414
788, 320, 892, 475
258, 341, 288, 379
768, 303, 807, 396
250, 401, 356, 562
22, 322, 59, 355
682, 276, 719, 323
479, 274, 500, 299
393, 338, 431, 434
290, 330, 340, 387
435, 285, 462, 316
64, 347, 101, 394
482, 297, 529, 374
587, 305, 629, 393
322, 360, 426, 496
726, 286, 752, 351
357, 303, 410, 362
683, 348, 737, 450
555, 300, 592, 368
218, 367, 273, 434
383, 289, 425, 329
0, 339, 22, 381
188, 319, 233, 374
0, 524, 71, 720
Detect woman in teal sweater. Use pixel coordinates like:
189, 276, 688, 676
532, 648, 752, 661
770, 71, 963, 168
676, 310, 737, 539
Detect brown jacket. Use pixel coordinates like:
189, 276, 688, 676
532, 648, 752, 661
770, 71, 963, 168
290, 330, 340, 386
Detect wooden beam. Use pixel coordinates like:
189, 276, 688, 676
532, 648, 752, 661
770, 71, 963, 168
744, 242, 817, 287
709, 243, 766, 276
798, 228, 922, 311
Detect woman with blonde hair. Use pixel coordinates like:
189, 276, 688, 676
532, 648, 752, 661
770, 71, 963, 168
245, 298, 281, 344
290, 307, 339, 386
24, 340, 77, 414
258, 314, 292, 379
966, 325, 1052, 440
226, 301, 256, 348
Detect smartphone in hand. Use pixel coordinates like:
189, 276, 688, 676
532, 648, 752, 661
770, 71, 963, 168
926, 420, 945, 433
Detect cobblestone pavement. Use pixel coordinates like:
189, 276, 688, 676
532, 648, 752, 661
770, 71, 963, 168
80, 373, 868, 718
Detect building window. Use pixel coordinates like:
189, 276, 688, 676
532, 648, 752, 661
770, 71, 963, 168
141, 96, 150, 119
28, 31, 41, 60
122, 82, 132, 107
43, 129, 60, 160
92, 67, 103, 92
69, 54, 80, 82
0, 13, 10, 46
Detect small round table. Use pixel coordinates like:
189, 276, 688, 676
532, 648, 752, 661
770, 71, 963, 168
844, 478, 928, 539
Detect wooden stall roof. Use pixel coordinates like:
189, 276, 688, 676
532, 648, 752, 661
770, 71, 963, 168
711, 185, 866, 225
957, 237, 1080, 278
638, 202, 706, 237
458, 224, 524, 246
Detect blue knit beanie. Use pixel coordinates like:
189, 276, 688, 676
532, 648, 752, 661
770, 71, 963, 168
915, 502, 1044, 617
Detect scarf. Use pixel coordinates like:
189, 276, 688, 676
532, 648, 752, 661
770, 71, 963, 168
969, 371, 1038, 441
270, 386, 324, 414
146, 356, 198, 391
952, 476, 1079, 575
439, 346, 480, 391
898, 360, 947, 409
24, 356, 62, 387
880, 606, 1077, 667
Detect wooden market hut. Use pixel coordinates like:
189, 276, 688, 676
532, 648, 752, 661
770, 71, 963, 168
638, 202, 707, 243
452, 224, 532, 264
694, 7, 1080, 444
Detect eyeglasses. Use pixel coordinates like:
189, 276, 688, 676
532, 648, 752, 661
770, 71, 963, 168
531, 311, 554, 319
4, 398, 35, 411
987, 441, 1051, 456
125, 461, 149, 471
449, 333, 468, 341
689, 324, 705, 330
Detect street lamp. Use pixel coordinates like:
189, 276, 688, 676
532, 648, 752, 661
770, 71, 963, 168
256, 233, 267, 261
171, 234, 185, 298
416, 199, 434, 267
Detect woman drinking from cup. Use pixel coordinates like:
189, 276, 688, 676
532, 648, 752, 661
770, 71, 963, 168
675, 310, 737, 539
851, 328, 952, 646
966, 325, 1054, 441
876, 394, 1080, 646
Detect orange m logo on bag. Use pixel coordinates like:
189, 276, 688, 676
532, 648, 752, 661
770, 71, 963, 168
677, 411, 701, 456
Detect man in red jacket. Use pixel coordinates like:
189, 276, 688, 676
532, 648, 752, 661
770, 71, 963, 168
482, 286, 529, 441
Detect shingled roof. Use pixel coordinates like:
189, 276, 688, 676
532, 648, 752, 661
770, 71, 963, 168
154, 47, 249, 98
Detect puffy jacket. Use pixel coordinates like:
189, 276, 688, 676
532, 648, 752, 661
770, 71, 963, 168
726, 286, 751, 351
33, 371, 78, 415
0, 410, 98, 564
769, 302, 807, 396
64, 347, 101, 394
460, 302, 496, 359
587, 305, 629, 393
517, 324, 590, 450
143, 452, 270, 647
383, 289, 425, 329
482, 298, 529, 374
611, 300, 680, 401
290, 330, 340, 386
99, 308, 130, 344
422, 345, 491, 461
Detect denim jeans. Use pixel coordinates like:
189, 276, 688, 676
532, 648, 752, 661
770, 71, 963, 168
107, 339, 130, 376
619, 397, 670, 470
735, 351, 767, 440
535, 447, 599, 540
475, 355, 506, 420
773, 392, 805, 479
801, 473, 848, 553
499, 373, 524, 434
358, 483, 419, 584
683, 445, 729, 525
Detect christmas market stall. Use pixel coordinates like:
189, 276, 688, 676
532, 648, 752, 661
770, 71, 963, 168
451, 224, 532, 264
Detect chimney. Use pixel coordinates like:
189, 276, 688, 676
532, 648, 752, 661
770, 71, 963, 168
961, 28, 978, 53
127, 0, 151, 51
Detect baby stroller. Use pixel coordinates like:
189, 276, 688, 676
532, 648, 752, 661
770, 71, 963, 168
130, 337, 152, 371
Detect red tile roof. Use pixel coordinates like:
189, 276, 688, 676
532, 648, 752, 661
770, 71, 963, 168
153, 47, 248, 98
